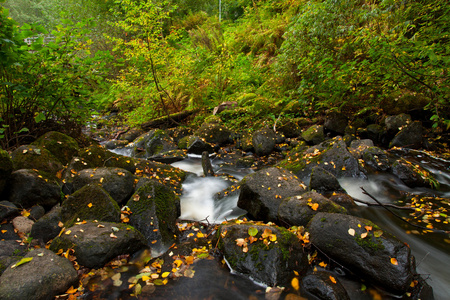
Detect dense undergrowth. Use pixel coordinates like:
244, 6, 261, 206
1, 0, 449, 149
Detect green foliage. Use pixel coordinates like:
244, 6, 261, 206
277, 0, 449, 128
0, 6, 109, 149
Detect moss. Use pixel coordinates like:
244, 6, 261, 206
32, 131, 79, 165
320, 217, 327, 222
354, 234, 385, 253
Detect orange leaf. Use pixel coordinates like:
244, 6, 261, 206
65, 286, 78, 294
87, 203, 93, 208
329, 275, 337, 284
235, 238, 247, 247
291, 277, 300, 291
390, 258, 398, 265
319, 261, 327, 268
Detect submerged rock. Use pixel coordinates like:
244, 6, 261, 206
308, 213, 415, 295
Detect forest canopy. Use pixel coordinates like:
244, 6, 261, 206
1, 0, 449, 149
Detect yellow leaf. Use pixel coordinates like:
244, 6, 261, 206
162, 272, 170, 278
65, 230, 71, 235
390, 258, 398, 265
87, 203, 93, 208
319, 261, 327, 268
100, 177, 104, 183
309, 203, 319, 211
329, 275, 337, 284
151, 273, 159, 279
65, 286, 78, 294
174, 259, 183, 268
21, 209, 30, 217
196, 232, 205, 238
141, 275, 150, 282
1, 230, 7, 234
291, 277, 300, 291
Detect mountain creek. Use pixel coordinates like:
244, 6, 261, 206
0, 113, 449, 300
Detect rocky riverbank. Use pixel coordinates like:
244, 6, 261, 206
0, 111, 447, 299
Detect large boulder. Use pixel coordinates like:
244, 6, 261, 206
237, 167, 307, 222
301, 125, 325, 145
301, 271, 350, 300
0, 240, 27, 274
60, 184, 121, 227
361, 146, 391, 172
389, 121, 423, 149
10, 145, 63, 176
71, 167, 134, 204
8, 169, 61, 209
252, 127, 276, 156
279, 136, 366, 181
50, 221, 147, 269
391, 159, 434, 188
309, 166, 345, 194
385, 114, 412, 138
278, 191, 347, 227
126, 181, 180, 248
145, 129, 178, 157
31, 131, 79, 165
218, 222, 308, 287
196, 123, 233, 145
0, 149, 13, 197
180, 136, 214, 154
324, 111, 348, 135
308, 213, 415, 295
30, 204, 63, 243
0, 248, 78, 300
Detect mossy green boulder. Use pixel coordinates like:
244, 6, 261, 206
31, 131, 79, 165
11, 145, 63, 176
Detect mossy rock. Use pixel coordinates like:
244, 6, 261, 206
60, 184, 121, 227
145, 129, 177, 157
252, 127, 276, 156
301, 125, 324, 145
0, 149, 13, 196
218, 222, 308, 287
381, 92, 431, 115
196, 123, 234, 145
11, 145, 63, 176
32, 131, 79, 165
78, 144, 115, 167
133, 160, 187, 194
126, 181, 180, 249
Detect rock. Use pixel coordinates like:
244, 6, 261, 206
0, 149, 13, 196
301, 271, 350, 300
8, 169, 61, 209
30, 204, 63, 243
12, 216, 34, 234
328, 193, 357, 210
148, 149, 187, 164
145, 129, 178, 157
236, 156, 255, 168
389, 121, 423, 149
31, 131, 79, 165
278, 191, 347, 227
252, 127, 277, 156
0, 223, 19, 240
308, 213, 415, 295
0, 240, 27, 274
126, 181, 180, 248
50, 221, 147, 269
197, 123, 234, 145
278, 136, 366, 181
28, 205, 45, 221
309, 166, 345, 194
361, 147, 390, 171
201, 151, 215, 176
0, 201, 18, 221
185, 136, 214, 154
302, 125, 325, 145
118, 128, 145, 142
0, 248, 78, 300
359, 124, 385, 145
167, 127, 194, 144
348, 139, 374, 158
133, 159, 186, 194
391, 159, 433, 188
10, 145, 63, 176
324, 111, 348, 135
71, 167, 134, 204
385, 114, 412, 137
237, 167, 307, 222
213, 101, 237, 115
103, 139, 129, 150
78, 144, 116, 168
218, 222, 308, 287
60, 184, 121, 227
277, 119, 302, 138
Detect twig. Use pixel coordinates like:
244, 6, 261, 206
352, 198, 415, 210
360, 187, 448, 234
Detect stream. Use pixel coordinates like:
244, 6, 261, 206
106, 149, 450, 299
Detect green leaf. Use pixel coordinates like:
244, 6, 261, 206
11, 257, 33, 268
248, 227, 258, 237
34, 113, 46, 123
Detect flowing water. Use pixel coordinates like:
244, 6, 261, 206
100, 149, 450, 299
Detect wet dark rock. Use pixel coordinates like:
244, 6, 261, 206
301, 271, 350, 300
348, 139, 374, 158
308, 213, 415, 295
145, 129, 178, 157
0, 248, 78, 300
324, 111, 348, 135
196, 123, 234, 145
391, 159, 433, 188
277, 119, 302, 138
31, 131, 80, 165
361, 146, 391, 172
8, 169, 61, 209
360, 124, 385, 145
50, 221, 147, 269
302, 125, 325, 145
310, 166, 345, 194
236, 156, 255, 168
385, 114, 412, 138
28, 205, 45, 221
30, 204, 63, 243
71, 167, 135, 204
126, 181, 180, 248
61, 184, 121, 227
0, 223, 19, 240
183, 136, 214, 154
148, 149, 187, 164
237, 167, 306, 222
0, 201, 18, 221
328, 193, 357, 210
218, 222, 308, 287
201, 151, 215, 177
252, 127, 276, 156
118, 128, 145, 142
0, 240, 27, 274
168, 127, 194, 144
389, 121, 423, 149
103, 139, 129, 150
11, 145, 63, 176
278, 191, 347, 227
0, 149, 13, 197
278, 136, 366, 181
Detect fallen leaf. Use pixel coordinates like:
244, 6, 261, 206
360, 232, 368, 239
236, 238, 247, 247
65, 286, 78, 294
11, 257, 33, 268
319, 261, 327, 268
348, 228, 355, 236
248, 227, 258, 237
87, 203, 93, 208
110, 233, 117, 238
390, 257, 398, 265
373, 230, 383, 237
291, 277, 300, 291
329, 275, 337, 284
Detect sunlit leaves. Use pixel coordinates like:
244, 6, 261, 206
10, 257, 33, 268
